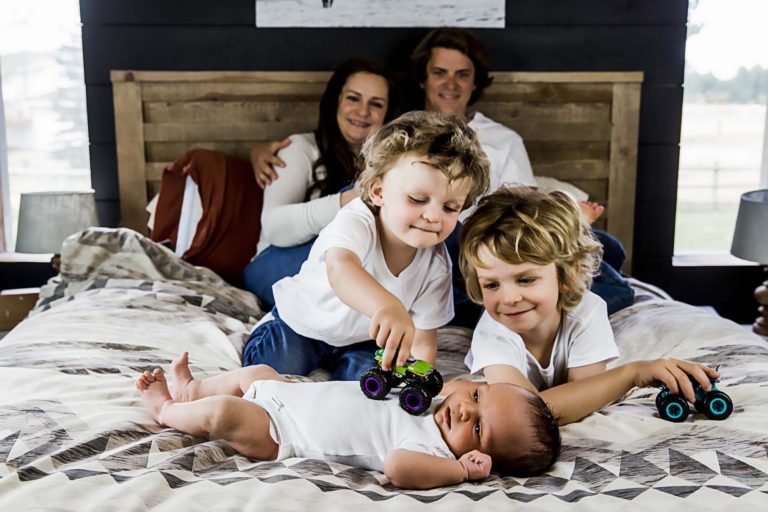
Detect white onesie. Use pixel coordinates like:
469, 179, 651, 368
244, 380, 453, 472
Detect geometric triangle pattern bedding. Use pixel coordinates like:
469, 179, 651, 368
1, 228, 767, 510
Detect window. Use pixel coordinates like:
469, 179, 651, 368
675, 0, 768, 261
0, 0, 90, 251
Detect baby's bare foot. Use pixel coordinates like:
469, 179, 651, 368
579, 200, 605, 224
136, 368, 173, 424
170, 351, 200, 402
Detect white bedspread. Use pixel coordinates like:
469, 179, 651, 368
0, 228, 766, 510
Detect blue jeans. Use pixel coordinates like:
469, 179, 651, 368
242, 308, 378, 381
591, 230, 635, 314
242, 184, 355, 307
444, 222, 483, 328
242, 238, 316, 307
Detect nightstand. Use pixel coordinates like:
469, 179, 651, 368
0, 288, 40, 331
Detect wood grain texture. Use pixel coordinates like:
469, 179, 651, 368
110, 70, 643, 271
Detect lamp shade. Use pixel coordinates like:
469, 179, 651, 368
730, 189, 768, 264
15, 191, 100, 253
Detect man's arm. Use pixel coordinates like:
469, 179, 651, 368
325, 247, 414, 369
250, 138, 291, 188
384, 449, 491, 489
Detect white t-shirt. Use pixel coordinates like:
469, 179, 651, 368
464, 292, 619, 390
269, 198, 454, 346
462, 112, 537, 222
244, 380, 453, 472
257, 132, 343, 252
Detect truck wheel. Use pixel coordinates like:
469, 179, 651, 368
425, 370, 444, 397
658, 395, 689, 422
400, 386, 431, 415
702, 391, 733, 420
360, 367, 391, 400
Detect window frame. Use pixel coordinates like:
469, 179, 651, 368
0, 59, 9, 252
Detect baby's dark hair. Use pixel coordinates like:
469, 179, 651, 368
493, 388, 561, 477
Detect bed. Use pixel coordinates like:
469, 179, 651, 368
1, 71, 767, 510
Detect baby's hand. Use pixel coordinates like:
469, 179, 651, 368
458, 450, 492, 482
370, 303, 415, 370
632, 358, 719, 403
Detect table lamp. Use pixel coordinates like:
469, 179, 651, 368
730, 189, 768, 336
15, 191, 100, 268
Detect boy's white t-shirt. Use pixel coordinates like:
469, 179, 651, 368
464, 291, 619, 390
269, 198, 454, 346
244, 380, 453, 472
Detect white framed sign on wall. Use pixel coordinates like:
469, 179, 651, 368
255, 0, 505, 28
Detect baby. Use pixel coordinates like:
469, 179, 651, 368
136, 352, 561, 489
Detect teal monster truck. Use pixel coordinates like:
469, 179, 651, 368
655, 372, 733, 422
359, 349, 443, 415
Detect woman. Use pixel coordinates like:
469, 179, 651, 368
242, 58, 400, 305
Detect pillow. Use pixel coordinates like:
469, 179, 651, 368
534, 176, 589, 202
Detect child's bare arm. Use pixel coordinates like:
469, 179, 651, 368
411, 329, 437, 364
326, 247, 414, 369
384, 449, 491, 489
567, 360, 609, 382
541, 359, 719, 425
482, 364, 539, 394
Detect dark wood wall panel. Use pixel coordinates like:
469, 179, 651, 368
86, 85, 116, 144
72, 0, 760, 323
79, 0, 686, 26
81, 25, 684, 85
635, 144, 681, 202
89, 144, 118, 200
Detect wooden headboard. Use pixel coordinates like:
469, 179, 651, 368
111, 70, 642, 271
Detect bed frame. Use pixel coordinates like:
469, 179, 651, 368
111, 70, 643, 271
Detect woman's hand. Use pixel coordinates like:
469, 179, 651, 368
250, 138, 292, 188
370, 302, 415, 370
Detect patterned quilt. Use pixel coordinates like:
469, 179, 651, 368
0, 228, 766, 510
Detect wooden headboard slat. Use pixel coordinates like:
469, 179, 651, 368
112, 70, 643, 272
527, 141, 609, 162
478, 102, 611, 123
606, 83, 642, 270
140, 82, 327, 102
143, 121, 317, 143
144, 101, 320, 124
146, 141, 256, 162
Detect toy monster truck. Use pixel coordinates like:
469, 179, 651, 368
655, 373, 733, 422
359, 349, 443, 415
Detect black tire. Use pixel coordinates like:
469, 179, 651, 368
658, 395, 689, 422
425, 370, 444, 397
360, 367, 391, 400
655, 390, 667, 411
702, 391, 733, 420
400, 386, 431, 415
